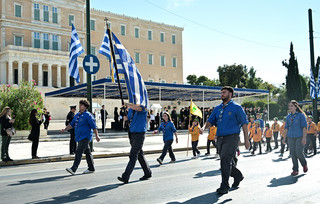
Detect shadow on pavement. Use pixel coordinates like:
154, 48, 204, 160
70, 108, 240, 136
272, 157, 290, 162
167, 192, 232, 204
194, 169, 220, 178
267, 174, 305, 187
8, 175, 70, 186
135, 158, 191, 170
28, 183, 120, 204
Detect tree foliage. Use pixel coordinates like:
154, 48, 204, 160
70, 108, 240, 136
0, 81, 44, 130
217, 64, 248, 88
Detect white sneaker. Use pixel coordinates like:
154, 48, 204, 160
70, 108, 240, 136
66, 168, 75, 175
191, 156, 196, 159
214, 154, 219, 158
169, 160, 176, 163
196, 153, 201, 158
83, 169, 95, 174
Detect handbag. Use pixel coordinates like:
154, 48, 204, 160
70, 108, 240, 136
6, 127, 15, 137
28, 133, 33, 141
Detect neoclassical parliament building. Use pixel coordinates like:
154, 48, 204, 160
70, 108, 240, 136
0, 0, 184, 89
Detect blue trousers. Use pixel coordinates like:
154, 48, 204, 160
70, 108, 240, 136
71, 138, 94, 172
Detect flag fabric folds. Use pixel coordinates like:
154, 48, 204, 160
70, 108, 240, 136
112, 32, 149, 108
99, 29, 114, 82
310, 68, 316, 99
69, 24, 84, 83
190, 100, 202, 118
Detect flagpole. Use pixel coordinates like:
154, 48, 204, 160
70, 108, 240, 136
105, 17, 125, 106
186, 96, 192, 156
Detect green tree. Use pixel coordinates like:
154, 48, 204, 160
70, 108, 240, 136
282, 42, 303, 101
217, 64, 248, 88
0, 81, 44, 130
246, 67, 263, 89
197, 75, 209, 85
300, 74, 307, 100
186, 74, 197, 85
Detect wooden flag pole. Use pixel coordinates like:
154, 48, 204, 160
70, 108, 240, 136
186, 97, 192, 156
105, 17, 124, 106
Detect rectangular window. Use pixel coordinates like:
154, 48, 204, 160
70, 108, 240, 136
148, 30, 152, 40
148, 54, 153, 65
160, 32, 165, 42
43, 33, 49, 49
34, 32, 40, 48
161, 56, 165, 66
14, 36, 22, 46
52, 35, 58, 50
90, 19, 95, 31
43, 5, 49, 22
91, 47, 96, 56
69, 15, 74, 26
52, 7, 58, 23
15, 4, 21, 18
134, 27, 140, 38
121, 25, 126, 36
172, 57, 177, 67
172, 34, 176, 44
34, 3, 40, 20
135, 52, 140, 63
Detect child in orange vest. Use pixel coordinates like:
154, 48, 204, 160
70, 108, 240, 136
205, 125, 217, 156
189, 119, 201, 159
271, 117, 280, 149
279, 116, 287, 157
304, 115, 317, 155
251, 120, 262, 155
264, 123, 273, 152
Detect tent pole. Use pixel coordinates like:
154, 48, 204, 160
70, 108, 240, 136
203, 90, 204, 126
104, 82, 106, 133
268, 93, 270, 121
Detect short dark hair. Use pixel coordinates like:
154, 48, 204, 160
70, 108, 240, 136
221, 86, 234, 97
79, 100, 90, 109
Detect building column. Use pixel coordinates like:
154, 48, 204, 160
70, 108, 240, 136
8, 60, 13, 84
65, 66, 70, 87
18, 61, 22, 85
48, 64, 52, 87
82, 68, 87, 83
38, 63, 43, 86
0, 61, 6, 84
28, 62, 33, 82
57, 65, 61, 87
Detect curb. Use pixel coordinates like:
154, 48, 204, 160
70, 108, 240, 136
0, 146, 209, 167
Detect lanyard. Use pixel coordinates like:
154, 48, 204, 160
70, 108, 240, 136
218, 100, 233, 122
288, 112, 297, 129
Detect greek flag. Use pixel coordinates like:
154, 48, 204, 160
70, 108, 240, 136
310, 68, 316, 99
112, 32, 149, 108
317, 67, 320, 97
98, 29, 111, 60
69, 24, 84, 83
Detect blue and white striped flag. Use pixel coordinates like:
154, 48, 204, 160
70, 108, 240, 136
112, 32, 149, 108
99, 29, 115, 82
310, 68, 316, 99
317, 67, 320, 97
69, 24, 84, 83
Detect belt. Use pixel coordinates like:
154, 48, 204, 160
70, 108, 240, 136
130, 132, 145, 134
217, 133, 239, 138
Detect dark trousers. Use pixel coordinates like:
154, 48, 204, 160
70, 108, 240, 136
71, 138, 94, 172
206, 139, 217, 154
122, 132, 151, 180
32, 137, 39, 157
69, 129, 77, 154
44, 123, 49, 130
101, 119, 106, 133
1, 135, 11, 159
252, 141, 262, 154
273, 132, 279, 148
217, 134, 243, 190
280, 137, 288, 154
288, 137, 307, 172
159, 139, 175, 161
304, 134, 317, 155
150, 120, 155, 131
248, 135, 253, 150
192, 140, 200, 156
266, 137, 272, 151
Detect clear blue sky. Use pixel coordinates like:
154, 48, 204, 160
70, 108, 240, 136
91, 0, 320, 86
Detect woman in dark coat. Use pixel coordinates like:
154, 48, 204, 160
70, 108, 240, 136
0, 106, 15, 162
29, 109, 43, 159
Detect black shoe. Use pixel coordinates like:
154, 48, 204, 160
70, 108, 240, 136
6, 158, 13, 161
232, 176, 244, 188
216, 187, 228, 194
2, 158, 8, 162
117, 176, 128, 184
139, 175, 152, 181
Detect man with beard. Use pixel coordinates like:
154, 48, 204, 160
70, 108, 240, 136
201, 86, 249, 194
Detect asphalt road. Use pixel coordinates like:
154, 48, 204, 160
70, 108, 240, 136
1, 147, 320, 204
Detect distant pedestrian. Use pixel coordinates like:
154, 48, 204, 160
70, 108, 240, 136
150, 110, 155, 131
304, 115, 317, 155
62, 100, 100, 175
271, 117, 280, 149
29, 109, 44, 159
154, 112, 178, 165
189, 119, 201, 159
205, 125, 217, 156
251, 120, 262, 155
100, 105, 108, 133
264, 123, 272, 152
279, 116, 288, 157
0, 106, 15, 162
43, 108, 50, 130
283, 100, 308, 176
248, 115, 255, 151
117, 103, 152, 184
201, 86, 249, 194
65, 105, 77, 155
